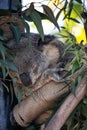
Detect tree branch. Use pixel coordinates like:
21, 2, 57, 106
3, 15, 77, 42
44, 76, 87, 130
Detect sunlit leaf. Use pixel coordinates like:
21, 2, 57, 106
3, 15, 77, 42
68, 17, 80, 23
42, 5, 60, 30
68, 0, 73, 18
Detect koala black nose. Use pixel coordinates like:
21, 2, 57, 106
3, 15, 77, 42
20, 72, 32, 86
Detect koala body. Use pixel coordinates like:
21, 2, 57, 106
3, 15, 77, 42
11, 35, 65, 86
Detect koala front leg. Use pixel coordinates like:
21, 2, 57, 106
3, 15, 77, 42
41, 67, 67, 82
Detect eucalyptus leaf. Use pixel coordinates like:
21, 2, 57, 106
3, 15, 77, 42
0, 60, 18, 72
30, 10, 44, 41
71, 82, 76, 96
77, 75, 83, 87
1, 82, 9, 92
72, 60, 79, 74
42, 5, 60, 31
0, 59, 7, 79
75, 0, 82, 4
26, 125, 35, 130
56, 8, 64, 20
68, 17, 80, 23
24, 2, 34, 16
81, 119, 87, 130
68, 0, 73, 18
83, 98, 87, 104
24, 21, 30, 39
9, 22, 21, 43
0, 42, 6, 60
0, 36, 7, 41
18, 86, 22, 105
35, 10, 49, 20
22, 10, 49, 22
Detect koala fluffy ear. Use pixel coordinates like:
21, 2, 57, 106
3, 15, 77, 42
38, 35, 55, 46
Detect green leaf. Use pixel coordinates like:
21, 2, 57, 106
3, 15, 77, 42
24, 2, 34, 16
1, 63, 7, 79
0, 42, 6, 60
56, 0, 68, 20
42, 5, 60, 31
18, 86, 22, 105
71, 82, 76, 96
0, 36, 7, 41
22, 14, 32, 21
22, 10, 49, 22
30, 10, 44, 41
68, 0, 73, 18
56, 8, 64, 20
68, 17, 80, 23
9, 22, 21, 43
0, 60, 18, 72
77, 75, 83, 87
65, 42, 74, 51
35, 10, 49, 20
12, 78, 17, 84
72, 60, 79, 74
25, 87, 36, 101
75, 0, 82, 4
24, 21, 30, 39
81, 119, 87, 130
83, 98, 87, 104
26, 125, 35, 130
1, 81, 9, 92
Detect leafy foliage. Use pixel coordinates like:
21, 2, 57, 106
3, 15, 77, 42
9, 22, 21, 43
0, 0, 87, 130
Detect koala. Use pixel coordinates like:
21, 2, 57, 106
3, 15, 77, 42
9, 34, 65, 87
